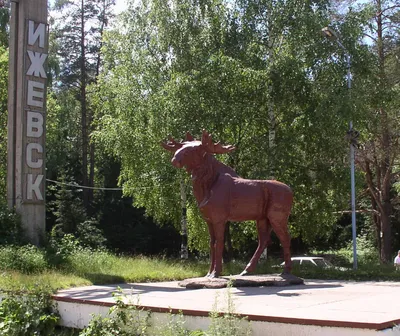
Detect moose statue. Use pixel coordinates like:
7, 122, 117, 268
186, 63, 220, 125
161, 130, 293, 278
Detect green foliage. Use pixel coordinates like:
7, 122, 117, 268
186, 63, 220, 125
47, 176, 107, 257
206, 286, 251, 336
0, 289, 59, 336
0, 7, 9, 47
292, 262, 400, 282
51, 180, 87, 235
312, 233, 380, 267
48, 231, 81, 264
79, 284, 251, 336
94, 0, 361, 255
76, 219, 107, 250
46, 93, 82, 181
0, 245, 48, 274
80, 294, 150, 336
0, 44, 8, 200
155, 311, 193, 336
336, 234, 379, 267
0, 204, 24, 246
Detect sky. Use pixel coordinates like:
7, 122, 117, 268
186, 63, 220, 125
113, 0, 127, 14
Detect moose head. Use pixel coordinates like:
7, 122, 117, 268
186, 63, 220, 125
161, 130, 235, 171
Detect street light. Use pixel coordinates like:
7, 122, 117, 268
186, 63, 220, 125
322, 26, 358, 270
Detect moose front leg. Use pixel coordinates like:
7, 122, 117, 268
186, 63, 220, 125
206, 221, 216, 277
207, 222, 225, 278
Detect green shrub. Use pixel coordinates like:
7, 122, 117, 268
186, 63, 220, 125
79, 294, 150, 336
313, 233, 379, 267
155, 311, 192, 336
0, 245, 48, 273
206, 284, 251, 336
65, 249, 115, 274
0, 288, 59, 336
47, 228, 82, 265
76, 219, 107, 250
79, 285, 251, 336
48, 218, 106, 266
0, 204, 24, 246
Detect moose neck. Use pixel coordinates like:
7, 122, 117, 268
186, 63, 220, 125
190, 154, 219, 207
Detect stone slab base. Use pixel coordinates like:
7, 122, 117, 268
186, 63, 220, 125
178, 273, 304, 289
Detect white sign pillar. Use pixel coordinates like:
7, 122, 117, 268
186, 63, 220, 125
7, 0, 48, 245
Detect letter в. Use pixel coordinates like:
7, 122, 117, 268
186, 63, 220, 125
27, 111, 44, 138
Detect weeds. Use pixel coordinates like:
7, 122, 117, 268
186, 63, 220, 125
80, 290, 149, 336
206, 282, 251, 336
0, 287, 59, 336
0, 245, 48, 274
79, 285, 251, 336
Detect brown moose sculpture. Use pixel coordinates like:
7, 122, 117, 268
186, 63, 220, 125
161, 130, 293, 278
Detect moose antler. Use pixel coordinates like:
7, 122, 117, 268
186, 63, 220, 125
160, 135, 184, 152
185, 132, 195, 141
201, 130, 235, 154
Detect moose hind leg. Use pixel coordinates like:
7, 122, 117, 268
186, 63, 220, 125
241, 219, 270, 275
271, 218, 292, 274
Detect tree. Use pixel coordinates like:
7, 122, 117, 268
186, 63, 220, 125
52, 0, 115, 210
94, 0, 362, 256
340, 0, 400, 262
0, 4, 8, 201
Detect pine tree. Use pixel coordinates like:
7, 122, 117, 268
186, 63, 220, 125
52, 0, 115, 210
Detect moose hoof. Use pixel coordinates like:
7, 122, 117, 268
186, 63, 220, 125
239, 270, 249, 276
206, 272, 219, 278
281, 270, 291, 276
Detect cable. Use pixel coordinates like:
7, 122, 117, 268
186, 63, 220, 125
46, 179, 123, 191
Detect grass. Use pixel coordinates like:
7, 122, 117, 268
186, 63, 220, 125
1, 245, 400, 293
63, 251, 208, 283
0, 246, 211, 292
0, 270, 92, 292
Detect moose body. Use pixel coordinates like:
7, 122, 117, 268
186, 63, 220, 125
162, 131, 293, 278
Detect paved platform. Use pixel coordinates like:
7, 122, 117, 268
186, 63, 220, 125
53, 278, 400, 335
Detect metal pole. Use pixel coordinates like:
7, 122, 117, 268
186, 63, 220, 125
350, 122, 358, 270
322, 27, 357, 269
346, 54, 357, 270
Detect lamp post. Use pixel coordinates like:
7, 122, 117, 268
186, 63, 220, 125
322, 27, 358, 270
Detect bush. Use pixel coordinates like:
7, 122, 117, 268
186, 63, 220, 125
312, 233, 380, 267
0, 245, 48, 273
63, 248, 116, 276
80, 286, 251, 336
76, 219, 107, 250
0, 288, 59, 336
48, 226, 82, 265
79, 294, 150, 336
0, 204, 24, 245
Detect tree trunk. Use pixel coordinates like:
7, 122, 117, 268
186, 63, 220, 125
376, 1, 392, 262
381, 202, 392, 262
370, 196, 381, 255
